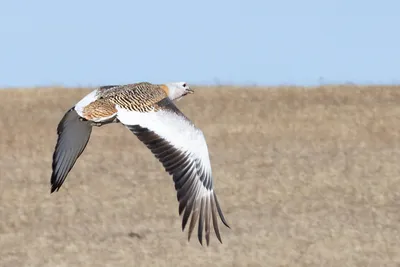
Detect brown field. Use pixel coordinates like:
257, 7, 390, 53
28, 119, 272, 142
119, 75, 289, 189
1, 85, 400, 267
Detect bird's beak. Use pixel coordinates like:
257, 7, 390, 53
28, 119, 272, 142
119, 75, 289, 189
186, 88, 194, 94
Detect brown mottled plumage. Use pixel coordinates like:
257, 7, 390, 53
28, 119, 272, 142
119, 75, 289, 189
82, 98, 118, 120
81, 82, 169, 121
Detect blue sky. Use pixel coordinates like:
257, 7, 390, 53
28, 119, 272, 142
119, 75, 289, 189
0, 0, 399, 88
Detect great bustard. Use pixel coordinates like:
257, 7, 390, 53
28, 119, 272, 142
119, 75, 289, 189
50, 81, 230, 246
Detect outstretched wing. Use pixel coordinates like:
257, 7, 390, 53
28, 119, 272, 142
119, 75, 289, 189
116, 98, 230, 246
50, 108, 92, 193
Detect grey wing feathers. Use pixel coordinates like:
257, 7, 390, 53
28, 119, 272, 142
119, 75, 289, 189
50, 108, 92, 193
123, 98, 230, 246
127, 124, 230, 246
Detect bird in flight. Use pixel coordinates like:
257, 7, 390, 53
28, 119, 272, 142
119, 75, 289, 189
50, 81, 230, 246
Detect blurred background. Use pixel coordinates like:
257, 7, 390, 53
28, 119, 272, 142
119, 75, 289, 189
1, 1, 400, 267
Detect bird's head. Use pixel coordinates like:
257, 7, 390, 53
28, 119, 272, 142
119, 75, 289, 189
162, 82, 194, 101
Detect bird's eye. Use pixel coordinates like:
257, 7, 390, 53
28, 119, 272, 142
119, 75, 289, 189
182, 83, 187, 87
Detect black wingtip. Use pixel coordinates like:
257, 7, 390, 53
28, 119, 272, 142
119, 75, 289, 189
50, 184, 59, 194
50, 177, 61, 193
213, 192, 231, 229
223, 220, 231, 229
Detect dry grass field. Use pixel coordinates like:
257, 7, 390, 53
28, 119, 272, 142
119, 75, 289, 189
1, 84, 400, 266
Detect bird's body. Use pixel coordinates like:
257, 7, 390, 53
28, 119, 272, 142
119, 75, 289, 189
75, 82, 171, 123
50, 81, 230, 246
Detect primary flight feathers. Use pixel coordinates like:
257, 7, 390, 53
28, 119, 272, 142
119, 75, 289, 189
50, 81, 230, 246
